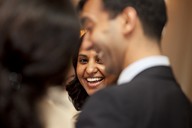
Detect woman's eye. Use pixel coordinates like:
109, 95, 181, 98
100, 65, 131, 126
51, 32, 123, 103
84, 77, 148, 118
79, 59, 88, 64
96, 58, 103, 64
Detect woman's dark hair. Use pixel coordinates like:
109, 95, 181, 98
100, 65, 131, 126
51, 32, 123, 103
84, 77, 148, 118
66, 34, 89, 111
0, 0, 80, 128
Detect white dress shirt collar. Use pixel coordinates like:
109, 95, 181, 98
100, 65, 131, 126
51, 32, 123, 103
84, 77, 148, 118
117, 55, 170, 85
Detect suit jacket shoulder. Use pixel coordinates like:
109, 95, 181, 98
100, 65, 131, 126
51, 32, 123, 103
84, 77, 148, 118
76, 66, 192, 128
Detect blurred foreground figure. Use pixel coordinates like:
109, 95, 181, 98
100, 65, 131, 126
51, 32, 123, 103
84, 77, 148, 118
0, 0, 79, 128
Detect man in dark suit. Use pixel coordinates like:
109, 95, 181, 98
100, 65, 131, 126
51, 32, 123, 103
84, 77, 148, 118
76, 0, 192, 128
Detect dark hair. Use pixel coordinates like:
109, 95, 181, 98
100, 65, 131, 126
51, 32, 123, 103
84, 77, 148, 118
78, 0, 167, 41
0, 0, 80, 128
66, 34, 89, 111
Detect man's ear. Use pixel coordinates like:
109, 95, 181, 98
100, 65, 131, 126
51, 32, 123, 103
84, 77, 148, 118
121, 7, 137, 35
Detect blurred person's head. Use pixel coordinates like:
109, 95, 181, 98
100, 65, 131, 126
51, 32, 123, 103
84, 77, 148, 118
66, 33, 117, 111
78, 0, 167, 77
0, 0, 79, 128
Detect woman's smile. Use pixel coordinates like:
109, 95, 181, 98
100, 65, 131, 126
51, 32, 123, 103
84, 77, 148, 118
84, 77, 104, 88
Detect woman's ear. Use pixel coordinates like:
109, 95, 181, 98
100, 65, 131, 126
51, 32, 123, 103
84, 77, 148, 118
121, 7, 137, 35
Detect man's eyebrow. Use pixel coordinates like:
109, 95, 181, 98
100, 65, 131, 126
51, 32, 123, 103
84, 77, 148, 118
81, 17, 88, 26
81, 16, 94, 27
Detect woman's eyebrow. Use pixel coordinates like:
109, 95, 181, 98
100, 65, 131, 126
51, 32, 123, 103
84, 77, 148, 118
78, 54, 87, 57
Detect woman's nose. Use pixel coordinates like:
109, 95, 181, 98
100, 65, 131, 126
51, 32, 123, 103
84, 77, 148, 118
86, 63, 98, 75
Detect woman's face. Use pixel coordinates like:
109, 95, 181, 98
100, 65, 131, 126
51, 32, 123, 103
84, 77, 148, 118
76, 36, 117, 95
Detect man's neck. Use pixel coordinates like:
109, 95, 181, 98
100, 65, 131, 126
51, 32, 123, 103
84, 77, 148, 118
123, 36, 162, 69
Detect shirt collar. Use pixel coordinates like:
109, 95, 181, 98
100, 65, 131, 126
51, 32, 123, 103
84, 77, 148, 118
117, 55, 170, 85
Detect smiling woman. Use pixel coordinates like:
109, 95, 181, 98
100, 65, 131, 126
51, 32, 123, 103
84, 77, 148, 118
66, 33, 118, 111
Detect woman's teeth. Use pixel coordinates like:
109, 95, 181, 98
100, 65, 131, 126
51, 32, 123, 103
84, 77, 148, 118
86, 78, 103, 82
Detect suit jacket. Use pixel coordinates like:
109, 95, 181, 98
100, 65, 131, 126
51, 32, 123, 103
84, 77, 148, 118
76, 66, 192, 128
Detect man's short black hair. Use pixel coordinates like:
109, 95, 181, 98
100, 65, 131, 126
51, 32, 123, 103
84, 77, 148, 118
78, 0, 167, 41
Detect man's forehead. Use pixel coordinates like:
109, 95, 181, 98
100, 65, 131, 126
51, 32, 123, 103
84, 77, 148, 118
83, 0, 102, 10
81, 0, 103, 17
80, 0, 110, 26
